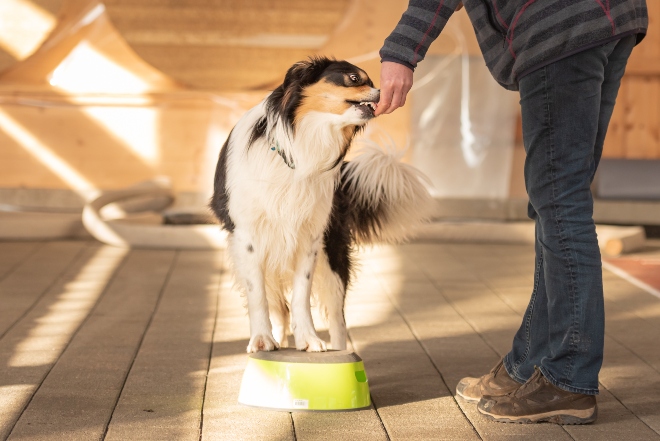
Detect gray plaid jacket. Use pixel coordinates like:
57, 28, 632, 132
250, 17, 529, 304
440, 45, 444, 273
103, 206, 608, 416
380, 0, 648, 90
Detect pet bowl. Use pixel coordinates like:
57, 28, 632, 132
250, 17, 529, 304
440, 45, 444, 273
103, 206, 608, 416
238, 348, 370, 411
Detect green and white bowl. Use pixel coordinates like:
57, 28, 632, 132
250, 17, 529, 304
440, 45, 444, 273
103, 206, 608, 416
238, 348, 370, 411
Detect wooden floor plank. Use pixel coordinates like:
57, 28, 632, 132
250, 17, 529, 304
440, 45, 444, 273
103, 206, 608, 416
600, 270, 660, 373
386, 244, 572, 441
348, 245, 480, 441
104, 250, 223, 441
201, 271, 295, 441
0, 242, 43, 281
6, 249, 176, 441
596, 336, 660, 437
0, 245, 127, 440
565, 387, 660, 441
411, 242, 660, 440
0, 241, 87, 338
0, 239, 658, 440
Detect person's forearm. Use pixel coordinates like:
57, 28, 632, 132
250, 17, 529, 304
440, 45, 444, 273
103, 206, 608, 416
378, 0, 462, 70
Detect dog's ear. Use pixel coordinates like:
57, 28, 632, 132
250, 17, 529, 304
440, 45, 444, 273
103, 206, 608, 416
283, 56, 335, 89
268, 57, 336, 127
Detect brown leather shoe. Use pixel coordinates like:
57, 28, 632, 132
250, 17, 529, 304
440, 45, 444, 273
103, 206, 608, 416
477, 368, 598, 424
455, 358, 521, 402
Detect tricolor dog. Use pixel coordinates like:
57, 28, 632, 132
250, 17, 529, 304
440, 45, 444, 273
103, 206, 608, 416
211, 57, 432, 353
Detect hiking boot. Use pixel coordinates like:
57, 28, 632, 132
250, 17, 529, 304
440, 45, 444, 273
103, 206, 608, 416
477, 368, 598, 424
455, 358, 521, 402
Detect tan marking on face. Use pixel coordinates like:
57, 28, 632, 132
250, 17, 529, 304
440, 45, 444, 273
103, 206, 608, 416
294, 79, 375, 124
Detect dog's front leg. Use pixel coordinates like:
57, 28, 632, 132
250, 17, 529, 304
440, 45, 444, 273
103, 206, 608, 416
230, 231, 279, 353
291, 235, 327, 352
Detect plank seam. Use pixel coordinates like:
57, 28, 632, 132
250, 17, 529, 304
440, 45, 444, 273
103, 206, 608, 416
0, 242, 45, 283
378, 288, 483, 441
0, 242, 88, 341
289, 413, 298, 441
198, 257, 222, 441
100, 250, 179, 441
451, 248, 654, 439
5, 245, 130, 440
597, 380, 660, 437
345, 331, 391, 441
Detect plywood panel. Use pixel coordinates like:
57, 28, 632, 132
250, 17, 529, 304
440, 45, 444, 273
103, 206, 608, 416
602, 79, 628, 159
604, 0, 660, 160
104, 0, 351, 90
627, 0, 660, 74
0, 0, 62, 73
623, 76, 660, 159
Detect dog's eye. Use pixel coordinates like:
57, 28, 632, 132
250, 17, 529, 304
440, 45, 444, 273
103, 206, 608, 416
349, 74, 359, 83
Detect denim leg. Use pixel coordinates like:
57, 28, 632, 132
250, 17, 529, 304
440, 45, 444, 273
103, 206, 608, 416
503, 36, 635, 395
504, 216, 550, 383
593, 36, 637, 177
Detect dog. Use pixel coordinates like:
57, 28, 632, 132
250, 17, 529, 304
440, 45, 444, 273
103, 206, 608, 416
211, 57, 433, 353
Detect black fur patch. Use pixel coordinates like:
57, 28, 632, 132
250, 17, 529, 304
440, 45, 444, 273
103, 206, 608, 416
339, 162, 385, 243
265, 57, 335, 129
247, 116, 267, 149
324, 182, 354, 289
320, 61, 374, 88
210, 132, 235, 232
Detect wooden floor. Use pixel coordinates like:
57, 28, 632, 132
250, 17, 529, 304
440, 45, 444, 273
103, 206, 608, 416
1, 239, 660, 441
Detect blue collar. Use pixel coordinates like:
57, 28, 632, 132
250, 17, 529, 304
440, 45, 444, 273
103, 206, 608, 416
271, 141, 295, 169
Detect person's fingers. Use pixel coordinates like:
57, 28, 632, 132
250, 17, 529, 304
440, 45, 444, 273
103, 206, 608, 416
387, 91, 403, 115
399, 80, 413, 107
378, 82, 411, 115
376, 61, 414, 115
399, 89, 407, 108
375, 86, 393, 116
388, 79, 413, 113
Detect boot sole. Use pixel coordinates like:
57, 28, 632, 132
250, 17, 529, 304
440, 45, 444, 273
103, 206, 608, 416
478, 406, 597, 425
455, 389, 480, 403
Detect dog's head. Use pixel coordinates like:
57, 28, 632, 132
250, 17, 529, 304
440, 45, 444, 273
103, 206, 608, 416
268, 57, 380, 130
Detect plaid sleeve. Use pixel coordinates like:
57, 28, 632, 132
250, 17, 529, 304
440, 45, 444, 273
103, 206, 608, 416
379, 0, 462, 70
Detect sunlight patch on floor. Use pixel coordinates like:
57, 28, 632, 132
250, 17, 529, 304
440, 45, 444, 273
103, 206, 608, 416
7, 246, 126, 368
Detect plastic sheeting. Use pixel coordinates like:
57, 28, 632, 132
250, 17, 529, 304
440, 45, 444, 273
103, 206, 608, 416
409, 28, 519, 199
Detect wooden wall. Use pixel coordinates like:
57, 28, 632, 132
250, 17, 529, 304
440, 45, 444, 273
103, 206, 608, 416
604, 1, 660, 159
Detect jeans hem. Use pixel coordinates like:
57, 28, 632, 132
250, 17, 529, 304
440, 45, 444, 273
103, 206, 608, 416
539, 366, 599, 396
503, 353, 527, 384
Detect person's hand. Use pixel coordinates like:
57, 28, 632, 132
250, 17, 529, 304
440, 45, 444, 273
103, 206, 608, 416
375, 61, 414, 116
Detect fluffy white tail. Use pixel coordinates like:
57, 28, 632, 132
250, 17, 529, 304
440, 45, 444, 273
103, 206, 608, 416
340, 142, 435, 244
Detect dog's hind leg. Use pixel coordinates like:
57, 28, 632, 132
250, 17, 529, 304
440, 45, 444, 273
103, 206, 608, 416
291, 235, 327, 352
315, 251, 348, 350
229, 230, 279, 353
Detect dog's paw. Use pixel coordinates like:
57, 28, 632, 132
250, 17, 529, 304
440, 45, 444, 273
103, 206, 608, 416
294, 332, 327, 352
246, 334, 280, 353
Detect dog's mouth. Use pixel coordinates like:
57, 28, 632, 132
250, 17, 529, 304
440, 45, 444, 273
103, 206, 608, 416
347, 100, 377, 117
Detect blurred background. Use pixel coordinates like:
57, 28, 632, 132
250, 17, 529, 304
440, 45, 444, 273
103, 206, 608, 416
0, 0, 658, 243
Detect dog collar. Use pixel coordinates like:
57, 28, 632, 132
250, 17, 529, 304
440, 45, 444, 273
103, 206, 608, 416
271, 141, 295, 169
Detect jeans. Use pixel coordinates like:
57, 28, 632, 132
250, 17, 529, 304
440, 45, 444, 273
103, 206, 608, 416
503, 35, 636, 395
